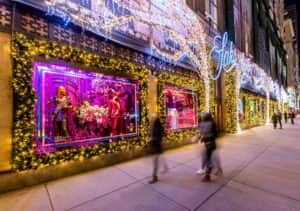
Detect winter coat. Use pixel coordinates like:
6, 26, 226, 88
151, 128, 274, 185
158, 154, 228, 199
150, 118, 164, 154
277, 112, 282, 121
199, 120, 217, 143
272, 114, 277, 123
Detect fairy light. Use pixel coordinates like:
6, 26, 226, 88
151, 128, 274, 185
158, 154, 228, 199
236, 66, 242, 133
44, 0, 208, 72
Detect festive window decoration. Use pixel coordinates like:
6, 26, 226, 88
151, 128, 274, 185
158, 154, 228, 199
236, 52, 284, 128
12, 33, 150, 171
239, 92, 267, 129
238, 54, 267, 95
209, 80, 217, 115
40, 0, 209, 71
33, 62, 140, 154
157, 72, 205, 144
237, 98, 245, 123
163, 84, 198, 130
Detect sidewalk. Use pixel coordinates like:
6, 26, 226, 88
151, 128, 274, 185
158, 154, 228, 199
0, 119, 300, 211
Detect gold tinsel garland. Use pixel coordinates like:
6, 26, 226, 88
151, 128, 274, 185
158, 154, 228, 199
156, 72, 205, 144
12, 33, 151, 171
224, 71, 237, 133
209, 80, 217, 113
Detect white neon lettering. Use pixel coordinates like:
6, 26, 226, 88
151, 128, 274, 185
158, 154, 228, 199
210, 32, 237, 80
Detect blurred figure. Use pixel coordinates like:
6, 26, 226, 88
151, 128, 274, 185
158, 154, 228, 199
284, 112, 288, 123
199, 113, 219, 182
291, 111, 295, 124
272, 113, 277, 129
197, 113, 222, 176
149, 116, 168, 184
277, 110, 283, 129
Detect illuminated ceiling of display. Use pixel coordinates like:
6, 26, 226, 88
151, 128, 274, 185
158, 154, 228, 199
34, 0, 207, 70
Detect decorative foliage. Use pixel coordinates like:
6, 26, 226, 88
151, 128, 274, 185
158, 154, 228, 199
45, 0, 209, 70
224, 71, 237, 133
270, 100, 279, 115
12, 33, 151, 171
209, 80, 216, 113
156, 72, 205, 144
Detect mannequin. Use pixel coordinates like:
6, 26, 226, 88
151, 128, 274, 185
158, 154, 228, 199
109, 95, 121, 136
53, 86, 72, 141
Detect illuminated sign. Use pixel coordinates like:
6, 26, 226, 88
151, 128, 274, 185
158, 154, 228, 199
210, 32, 237, 80
41, 0, 205, 68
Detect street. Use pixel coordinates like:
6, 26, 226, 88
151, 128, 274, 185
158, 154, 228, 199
0, 119, 300, 211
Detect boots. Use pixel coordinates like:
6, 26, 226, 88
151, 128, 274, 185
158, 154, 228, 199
149, 176, 158, 184
201, 174, 211, 182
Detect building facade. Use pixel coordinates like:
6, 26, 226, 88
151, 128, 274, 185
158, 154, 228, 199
0, 0, 291, 193
284, 4, 300, 109
0, 0, 210, 178
187, 0, 288, 130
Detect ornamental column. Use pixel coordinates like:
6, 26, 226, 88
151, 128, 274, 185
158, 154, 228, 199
0, 32, 12, 172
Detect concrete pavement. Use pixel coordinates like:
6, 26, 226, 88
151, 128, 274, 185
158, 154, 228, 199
0, 118, 300, 211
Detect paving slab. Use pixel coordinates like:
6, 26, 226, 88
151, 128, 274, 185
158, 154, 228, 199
0, 185, 52, 211
115, 155, 180, 180
163, 145, 200, 164
183, 151, 247, 179
252, 147, 300, 175
144, 165, 225, 210
197, 181, 300, 211
216, 142, 266, 163
69, 182, 187, 211
233, 162, 300, 201
46, 166, 136, 211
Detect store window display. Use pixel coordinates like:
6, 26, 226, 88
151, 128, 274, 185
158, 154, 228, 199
237, 98, 244, 123
164, 84, 198, 130
33, 62, 139, 153
249, 100, 255, 121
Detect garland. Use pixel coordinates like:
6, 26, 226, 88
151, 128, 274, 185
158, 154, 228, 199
157, 72, 205, 144
12, 33, 150, 171
209, 80, 217, 113
224, 71, 237, 133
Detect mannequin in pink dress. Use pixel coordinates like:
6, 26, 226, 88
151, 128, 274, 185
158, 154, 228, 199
109, 95, 122, 136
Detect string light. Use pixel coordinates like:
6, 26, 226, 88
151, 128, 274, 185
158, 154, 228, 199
44, 0, 209, 73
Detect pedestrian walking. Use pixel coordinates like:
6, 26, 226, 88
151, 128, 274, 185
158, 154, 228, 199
149, 116, 168, 184
198, 113, 219, 182
291, 111, 295, 124
196, 114, 222, 176
284, 112, 288, 123
272, 112, 277, 129
277, 110, 283, 129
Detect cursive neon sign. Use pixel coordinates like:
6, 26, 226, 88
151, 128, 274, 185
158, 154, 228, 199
210, 32, 237, 80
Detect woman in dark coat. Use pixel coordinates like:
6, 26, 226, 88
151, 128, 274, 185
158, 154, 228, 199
149, 117, 168, 184
272, 112, 278, 129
